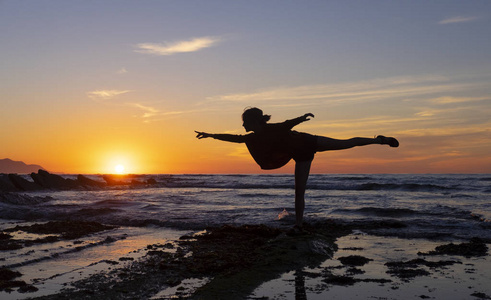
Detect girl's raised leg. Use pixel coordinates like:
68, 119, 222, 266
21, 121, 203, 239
316, 135, 398, 152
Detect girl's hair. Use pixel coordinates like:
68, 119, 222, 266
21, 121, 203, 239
242, 107, 271, 124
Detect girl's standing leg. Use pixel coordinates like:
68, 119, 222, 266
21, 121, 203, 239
294, 160, 312, 228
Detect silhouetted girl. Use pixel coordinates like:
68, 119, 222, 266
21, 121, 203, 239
196, 107, 398, 231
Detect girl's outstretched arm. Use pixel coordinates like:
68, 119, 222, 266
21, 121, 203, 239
283, 113, 315, 129
195, 131, 246, 143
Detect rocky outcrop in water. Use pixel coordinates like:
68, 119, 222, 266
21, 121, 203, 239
0, 170, 157, 192
31, 170, 80, 190
0, 174, 18, 192
7, 174, 42, 191
77, 174, 106, 188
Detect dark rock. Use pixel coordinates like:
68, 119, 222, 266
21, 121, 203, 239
4, 221, 116, 240
8, 173, 42, 191
0, 193, 52, 205
341, 247, 364, 251
0, 238, 22, 251
385, 258, 461, 280
119, 257, 134, 261
31, 169, 79, 190
102, 175, 126, 186
0, 268, 21, 281
0, 268, 33, 293
101, 260, 119, 265
346, 267, 365, 275
418, 238, 488, 257
5, 171, 112, 191
338, 255, 373, 266
146, 178, 157, 184
0, 280, 28, 292
323, 274, 357, 286
0, 232, 12, 240
24, 235, 60, 246
17, 284, 38, 293
30, 172, 51, 188
0, 240, 24, 250
386, 258, 460, 269
0, 174, 18, 192
77, 175, 106, 188
386, 266, 430, 279
471, 292, 491, 299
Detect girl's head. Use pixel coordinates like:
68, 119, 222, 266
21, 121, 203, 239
242, 107, 270, 123
242, 107, 270, 132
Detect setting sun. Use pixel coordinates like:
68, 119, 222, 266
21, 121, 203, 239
114, 164, 125, 174
99, 152, 139, 174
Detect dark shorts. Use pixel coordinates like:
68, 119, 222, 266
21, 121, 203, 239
291, 132, 318, 162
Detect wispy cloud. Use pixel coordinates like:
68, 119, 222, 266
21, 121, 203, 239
414, 110, 436, 117
87, 90, 132, 100
117, 67, 128, 74
207, 75, 465, 105
438, 16, 479, 25
413, 106, 471, 118
129, 103, 208, 123
130, 103, 160, 118
135, 36, 221, 56
430, 96, 489, 104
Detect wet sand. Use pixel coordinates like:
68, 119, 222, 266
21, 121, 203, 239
1, 219, 490, 299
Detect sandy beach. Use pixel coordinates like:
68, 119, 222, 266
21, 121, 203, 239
1, 218, 490, 300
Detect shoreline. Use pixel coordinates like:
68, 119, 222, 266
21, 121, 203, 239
1, 220, 490, 299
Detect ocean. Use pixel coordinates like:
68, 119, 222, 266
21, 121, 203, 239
1, 174, 490, 299
1, 174, 490, 240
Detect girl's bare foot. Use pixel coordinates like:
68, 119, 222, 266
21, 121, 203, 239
376, 135, 399, 147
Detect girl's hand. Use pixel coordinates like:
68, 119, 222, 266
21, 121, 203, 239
303, 113, 314, 120
195, 131, 211, 139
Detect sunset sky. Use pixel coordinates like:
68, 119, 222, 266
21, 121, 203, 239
1, 1, 490, 174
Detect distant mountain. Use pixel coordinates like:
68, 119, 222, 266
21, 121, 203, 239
0, 158, 45, 174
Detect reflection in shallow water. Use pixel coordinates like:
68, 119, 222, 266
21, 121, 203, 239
294, 270, 307, 300
251, 234, 491, 300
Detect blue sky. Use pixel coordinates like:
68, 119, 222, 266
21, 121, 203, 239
1, 1, 490, 173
